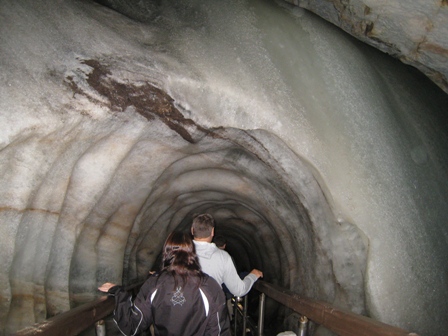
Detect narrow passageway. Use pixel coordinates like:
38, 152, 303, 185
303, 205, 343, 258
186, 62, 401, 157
1, 0, 448, 335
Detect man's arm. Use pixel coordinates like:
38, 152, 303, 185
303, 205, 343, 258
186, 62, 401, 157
221, 254, 262, 297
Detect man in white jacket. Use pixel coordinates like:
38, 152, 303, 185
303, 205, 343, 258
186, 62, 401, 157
191, 213, 263, 297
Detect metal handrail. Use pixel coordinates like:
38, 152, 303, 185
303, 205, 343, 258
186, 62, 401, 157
253, 281, 419, 336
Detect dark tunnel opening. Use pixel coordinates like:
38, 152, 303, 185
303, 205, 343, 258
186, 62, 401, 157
103, 126, 369, 334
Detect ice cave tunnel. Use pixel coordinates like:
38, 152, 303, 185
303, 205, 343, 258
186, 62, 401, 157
1, 0, 448, 335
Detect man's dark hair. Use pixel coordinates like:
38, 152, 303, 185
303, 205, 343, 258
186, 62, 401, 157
214, 235, 227, 248
191, 213, 215, 238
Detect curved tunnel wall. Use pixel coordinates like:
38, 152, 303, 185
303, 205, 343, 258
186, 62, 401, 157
2, 115, 367, 333
1, 0, 448, 335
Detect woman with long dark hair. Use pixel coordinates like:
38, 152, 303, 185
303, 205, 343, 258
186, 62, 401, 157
99, 231, 230, 336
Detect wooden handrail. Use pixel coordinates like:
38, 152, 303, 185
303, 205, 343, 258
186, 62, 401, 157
13, 282, 144, 336
13, 296, 115, 336
254, 281, 418, 336
14, 280, 419, 336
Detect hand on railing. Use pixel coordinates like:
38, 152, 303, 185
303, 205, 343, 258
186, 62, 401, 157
250, 269, 263, 279
98, 282, 117, 293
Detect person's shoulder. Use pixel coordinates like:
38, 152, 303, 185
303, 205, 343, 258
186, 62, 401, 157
145, 272, 176, 296
203, 244, 230, 262
214, 246, 232, 259
136, 273, 158, 298
155, 271, 175, 284
144, 271, 171, 288
142, 271, 160, 285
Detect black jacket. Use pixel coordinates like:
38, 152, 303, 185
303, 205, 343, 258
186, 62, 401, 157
109, 272, 230, 336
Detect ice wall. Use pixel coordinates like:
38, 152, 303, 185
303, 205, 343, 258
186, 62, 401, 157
284, 0, 448, 95
0, 0, 447, 335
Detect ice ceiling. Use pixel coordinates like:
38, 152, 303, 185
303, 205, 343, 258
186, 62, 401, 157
0, 0, 447, 335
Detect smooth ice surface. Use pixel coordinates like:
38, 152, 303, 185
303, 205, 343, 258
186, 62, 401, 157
0, 0, 447, 335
